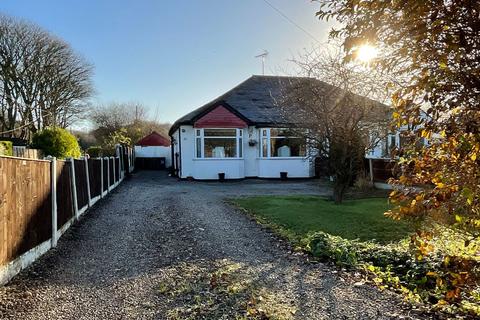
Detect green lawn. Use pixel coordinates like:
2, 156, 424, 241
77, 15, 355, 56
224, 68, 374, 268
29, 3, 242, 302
233, 196, 412, 244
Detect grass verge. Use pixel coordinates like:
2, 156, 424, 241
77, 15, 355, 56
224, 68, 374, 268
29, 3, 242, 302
233, 195, 411, 244
232, 195, 480, 318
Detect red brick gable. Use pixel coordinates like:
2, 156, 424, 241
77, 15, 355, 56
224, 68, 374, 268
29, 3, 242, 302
194, 105, 247, 128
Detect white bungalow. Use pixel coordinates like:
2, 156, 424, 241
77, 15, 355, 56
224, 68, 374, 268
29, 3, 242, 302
169, 75, 389, 180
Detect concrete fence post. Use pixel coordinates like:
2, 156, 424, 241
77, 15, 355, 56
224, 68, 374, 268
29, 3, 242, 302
51, 157, 58, 248
119, 146, 124, 180
112, 156, 116, 187
100, 157, 104, 198
369, 158, 374, 183
69, 157, 79, 220
85, 157, 92, 207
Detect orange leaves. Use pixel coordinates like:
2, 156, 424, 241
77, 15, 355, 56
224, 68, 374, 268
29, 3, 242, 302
421, 129, 432, 139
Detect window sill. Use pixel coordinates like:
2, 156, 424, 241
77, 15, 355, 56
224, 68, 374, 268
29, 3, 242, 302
193, 158, 244, 161
257, 157, 308, 160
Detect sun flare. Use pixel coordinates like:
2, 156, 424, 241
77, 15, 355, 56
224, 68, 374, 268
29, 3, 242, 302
356, 44, 378, 63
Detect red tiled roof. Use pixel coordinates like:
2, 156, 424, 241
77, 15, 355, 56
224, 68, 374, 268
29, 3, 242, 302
136, 131, 170, 147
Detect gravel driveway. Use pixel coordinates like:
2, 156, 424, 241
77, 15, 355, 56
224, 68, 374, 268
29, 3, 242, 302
0, 171, 422, 319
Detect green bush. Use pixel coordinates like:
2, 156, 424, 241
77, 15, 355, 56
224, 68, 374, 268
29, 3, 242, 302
32, 127, 81, 159
0, 140, 13, 156
87, 146, 103, 157
308, 230, 480, 316
308, 231, 411, 267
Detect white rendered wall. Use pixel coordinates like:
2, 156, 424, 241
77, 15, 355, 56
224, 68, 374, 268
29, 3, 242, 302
244, 126, 259, 177
134, 146, 172, 167
178, 125, 314, 179
257, 158, 313, 178
192, 159, 245, 179
178, 125, 195, 178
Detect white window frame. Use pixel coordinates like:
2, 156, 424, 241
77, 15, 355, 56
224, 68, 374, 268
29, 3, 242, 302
195, 128, 243, 159
259, 128, 306, 159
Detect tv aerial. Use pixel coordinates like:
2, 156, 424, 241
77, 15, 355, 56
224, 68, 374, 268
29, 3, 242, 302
255, 50, 269, 75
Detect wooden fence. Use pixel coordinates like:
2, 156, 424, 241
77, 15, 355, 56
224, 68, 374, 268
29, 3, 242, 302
12, 147, 43, 159
365, 158, 398, 186
0, 145, 135, 285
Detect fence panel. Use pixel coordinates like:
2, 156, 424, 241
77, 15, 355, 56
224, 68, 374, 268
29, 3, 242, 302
109, 158, 114, 187
88, 159, 102, 199
103, 159, 108, 192
12, 148, 43, 159
0, 157, 52, 266
122, 150, 129, 175
367, 159, 397, 182
56, 160, 74, 229
74, 159, 89, 210
115, 157, 120, 182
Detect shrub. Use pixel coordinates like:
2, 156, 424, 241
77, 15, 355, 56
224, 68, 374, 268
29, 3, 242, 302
308, 229, 480, 316
32, 127, 81, 159
353, 172, 374, 191
87, 146, 103, 157
0, 141, 13, 156
308, 231, 411, 268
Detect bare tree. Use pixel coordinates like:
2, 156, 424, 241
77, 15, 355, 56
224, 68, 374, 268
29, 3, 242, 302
91, 102, 147, 134
0, 15, 93, 139
90, 102, 170, 146
281, 45, 392, 203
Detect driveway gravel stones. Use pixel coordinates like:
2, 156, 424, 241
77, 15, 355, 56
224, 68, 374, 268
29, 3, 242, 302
0, 171, 427, 319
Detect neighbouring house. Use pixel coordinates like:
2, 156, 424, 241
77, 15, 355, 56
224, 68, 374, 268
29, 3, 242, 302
367, 125, 429, 159
365, 110, 430, 188
134, 131, 171, 170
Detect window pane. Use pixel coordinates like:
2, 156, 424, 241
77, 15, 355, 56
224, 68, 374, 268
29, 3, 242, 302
239, 138, 243, 157
196, 138, 201, 157
204, 138, 236, 158
204, 129, 236, 137
196, 129, 201, 137
262, 138, 268, 157
270, 137, 305, 157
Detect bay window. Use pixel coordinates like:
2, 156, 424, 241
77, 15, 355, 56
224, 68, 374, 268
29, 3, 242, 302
260, 128, 306, 158
195, 128, 243, 158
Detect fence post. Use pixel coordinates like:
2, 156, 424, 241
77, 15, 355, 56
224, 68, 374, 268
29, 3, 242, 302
51, 157, 58, 248
112, 156, 116, 187
69, 157, 79, 220
115, 144, 121, 180
119, 146, 125, 181
84, 157, 92, 207
100, 157, 104, 198
369, 158, 374, 183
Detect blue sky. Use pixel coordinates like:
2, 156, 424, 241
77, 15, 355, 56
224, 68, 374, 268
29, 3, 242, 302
1, 0, 333, 125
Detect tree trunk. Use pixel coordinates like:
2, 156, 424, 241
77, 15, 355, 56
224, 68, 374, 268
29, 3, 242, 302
333, 183, 347, 204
